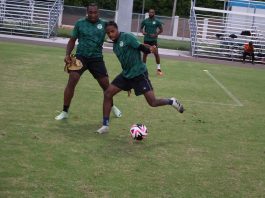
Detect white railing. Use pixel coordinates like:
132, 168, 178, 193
189, 3, 265, 63
0, 0, 63, 38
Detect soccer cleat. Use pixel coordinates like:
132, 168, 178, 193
96, 125, 109, 134
112, 105, 122, 118
55, 111, 68, 120
171, 98, 184, 113
157, 70, 163, 76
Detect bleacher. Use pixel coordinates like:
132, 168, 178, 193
0, 0, 64, 38
189, 0, 265, 63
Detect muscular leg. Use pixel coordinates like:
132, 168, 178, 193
64, 72, 81, 106
251, 53, 255, 64
96, 84, 122, 133
55, 71, 81, 120
243, 52, 247, 63
154, 50, 160, 65
96, 76, 114, 106
103, 84, 122, 118
96, 76, 110, 91
144, 90, 170, 107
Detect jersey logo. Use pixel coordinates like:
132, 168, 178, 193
153, 21, 156, 25
97, 24, 103, 29
119, 41, 124, 47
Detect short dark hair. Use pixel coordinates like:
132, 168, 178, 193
249, 41, 253, 45
106, 21, 118, 29
87, 2, 98, 8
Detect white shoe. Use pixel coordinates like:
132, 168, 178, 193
96, 125, 109, 134
171, 98, 184, 113
112, 105, 122, 118
55, 111, 68, 120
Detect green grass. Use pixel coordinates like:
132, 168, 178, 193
57, 27, 190, 51
0, 41, 265, 197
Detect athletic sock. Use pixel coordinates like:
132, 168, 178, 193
103, 117, 109, 126
63, 105, 69, 112
168, 99, 173, 105
157, 64, 161, 70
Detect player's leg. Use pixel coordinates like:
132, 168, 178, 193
154, 48, 163, 76
134, 72, 184, 113
55, 71, 81, 120
96, 84, 122, 134
251, 53, 255, 64
143, 91, 184, 113
97, 73, 130, 134
89, 60, 122, 118
243, 52, 247, 63
96, 76, 122, 118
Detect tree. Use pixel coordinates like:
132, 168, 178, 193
63, 0, 225, 18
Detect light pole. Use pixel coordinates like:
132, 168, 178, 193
171, 0, 177, 34
142, 0, 145, 15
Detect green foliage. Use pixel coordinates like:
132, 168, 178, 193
64, 0, 224, 17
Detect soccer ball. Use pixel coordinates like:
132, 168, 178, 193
130, 124, 148, 140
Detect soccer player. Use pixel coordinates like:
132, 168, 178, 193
140, 9, 163, 76
55, 3, 121, 120
96, 21, 184, 134
243, 41, 255, 64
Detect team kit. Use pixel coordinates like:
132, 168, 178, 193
55, 3, 184, 139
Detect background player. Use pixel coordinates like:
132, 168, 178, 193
140, 9, 164, 76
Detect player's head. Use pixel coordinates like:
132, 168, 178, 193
106, 21, 119, 41
86, 3, 99, 23
249, 41, 253, 46
148, 9, 155, 18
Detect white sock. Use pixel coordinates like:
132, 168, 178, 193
157, 64, 161, 70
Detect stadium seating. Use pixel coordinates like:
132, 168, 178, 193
0, 0, 63, 38
190, 1, 265, 63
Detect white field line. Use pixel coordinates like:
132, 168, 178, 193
203, 70, 243, 107
182, 99, 241, 107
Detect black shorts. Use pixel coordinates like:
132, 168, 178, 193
71, 55, 108, 79
144, 40, 158, 47
111, 71, 153, 96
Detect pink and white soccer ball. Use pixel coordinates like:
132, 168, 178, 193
130, 124, 148, 140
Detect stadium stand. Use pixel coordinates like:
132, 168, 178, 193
0, 0, 63, 38
190, 0, 265, 63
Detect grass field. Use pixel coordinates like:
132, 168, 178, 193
0, 41, 265, 197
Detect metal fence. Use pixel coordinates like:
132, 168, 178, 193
62, 5, 190, 40
0, 0, 63, 38
189, 3, 265, 63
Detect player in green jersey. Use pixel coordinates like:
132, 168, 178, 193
55, 3, 121, 121
96, 21, 184, 134
140, 9, 164, 76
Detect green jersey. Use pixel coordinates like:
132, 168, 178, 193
71, 18, 106, 58
113, 32, 147, 79
141, 18, 163, 42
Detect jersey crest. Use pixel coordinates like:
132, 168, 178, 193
97, 24, 103, 29
119, 41, 124, 47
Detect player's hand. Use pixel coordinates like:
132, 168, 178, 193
142, 31, 147, 35
143, 43, 151, 48
150, 45, 157, 54
127, 90, 131, 97
64, 55, 71, 64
